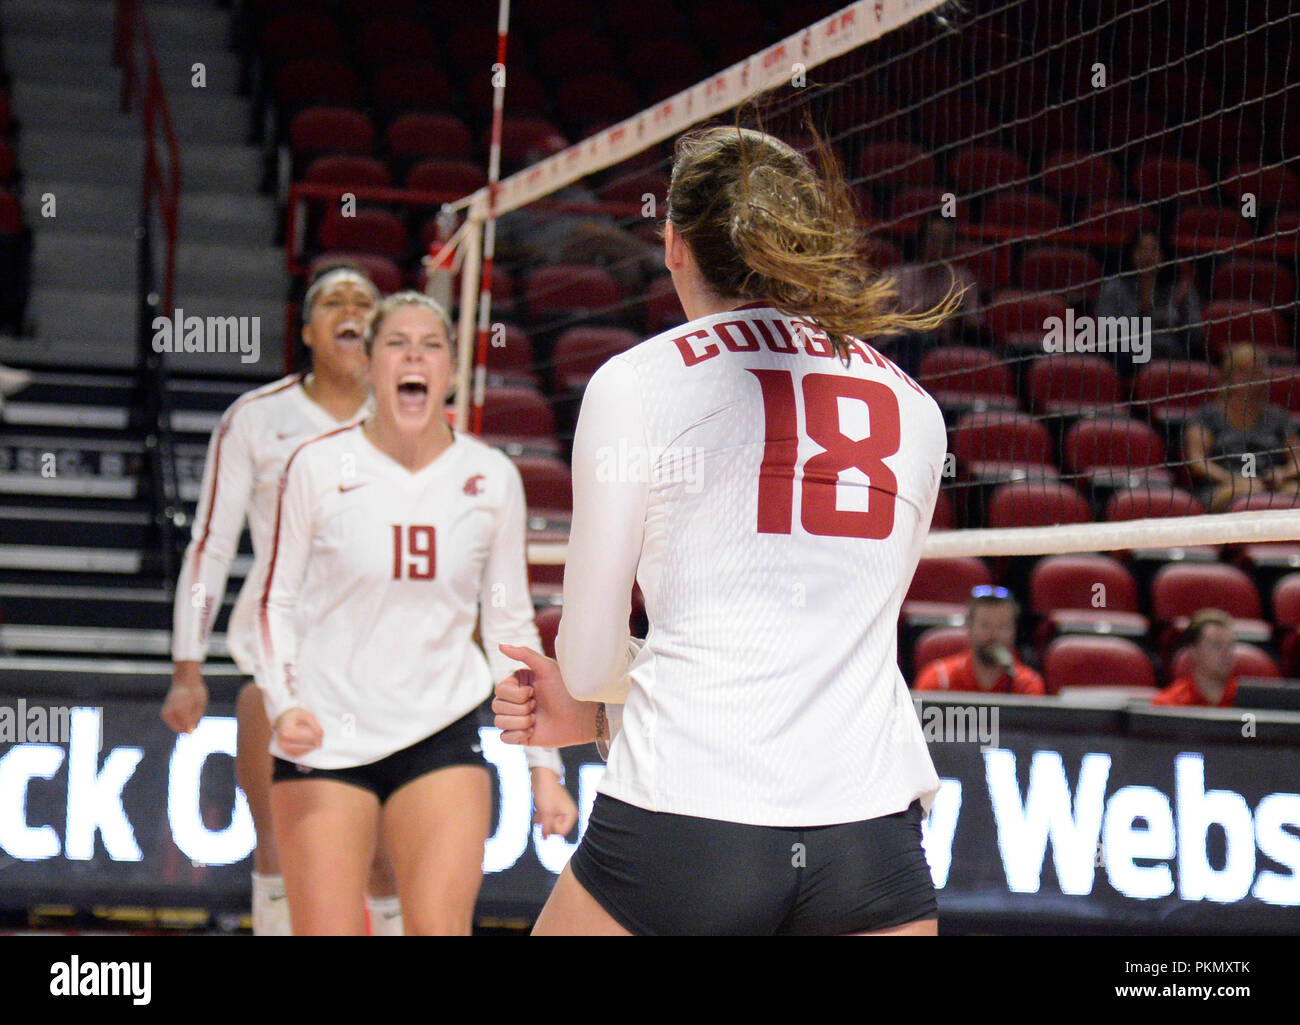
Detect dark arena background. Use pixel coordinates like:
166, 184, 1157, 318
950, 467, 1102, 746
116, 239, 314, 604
0, 0, 1298, 948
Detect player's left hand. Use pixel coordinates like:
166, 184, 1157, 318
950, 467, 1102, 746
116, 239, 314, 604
530, 767, 579, 838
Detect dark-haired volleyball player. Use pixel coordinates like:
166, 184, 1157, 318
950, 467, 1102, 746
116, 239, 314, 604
494, 125, 957, 935
258, 292, 574, 935
163, 264, 408, 934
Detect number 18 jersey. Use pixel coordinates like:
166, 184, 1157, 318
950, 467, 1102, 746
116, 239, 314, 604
557, 304, 945, 827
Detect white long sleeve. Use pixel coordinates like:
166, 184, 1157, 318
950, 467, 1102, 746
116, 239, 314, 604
555, 357, 649, 703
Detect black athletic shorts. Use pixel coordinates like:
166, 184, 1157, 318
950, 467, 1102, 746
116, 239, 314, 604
568, 794, 937, 935
271, 708, 487, 805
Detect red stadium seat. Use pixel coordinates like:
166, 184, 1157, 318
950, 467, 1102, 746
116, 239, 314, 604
919, 98, 997, 148
858, 142, 936, 190
513, 456, 573, 514
984, 290, 1067, 352
949, 147, 1029, 196
885, 187, 969, 241
1105, 486, 1205, 521
481, 386, 557, 444
289, 107, 375, 162
1018, 246, 1102, 304
598, 172, 669, 209
1180, 113, 1266, 173
553, 327, 638, 392
535, 31, 616, 80
1267, 366, 1300, 416
1202, 301, 1288, 362
1228, 492, 1300, 512
952, 242, 1013, 295
644, 276, 685, 335
317, 207, 406, 258
1274, 574, 1300, 674
407, 160, 486, 196
1025, 353, 1126, 419
386, 114, 472, 163
1065, 197, 1158, 248
910, 626, 970, 677
902, 557, 994, 630
1131, 360, 1220, 427
1151, 563, 1270, 655
1006, 107, 1085, 157
534, 606, 562, 657
1130, 157, 1214, 204
1043, 635, 1156, 693
523, 265, 619, 323
949, 410, 1057, 483
986, 481, 1092, 530
465, 67, 548, 119
261, 12, 345, 62
917, 347, 1017, 413
1093, 110, 1173, 162
556, 74, 640, 131
495, 118, 568, 166
478, 323, 536, 387
275, 59, 358, 109
369, 61, 455, 116
1029, 554, 1149, 647
303, 154, 391, 188
307, 252, 403, 295
445, 23, 498, 83
1171, 206, 1255, 258
1040, 151, 1123, 201
930, 489, 956, 531
356, 17, 438, 66
1170, 644, 1280, 684
1211, 259, 1297, 308
971, 192, 1062, 243
1063, 417, 1170, 489
865, 237, 904, 270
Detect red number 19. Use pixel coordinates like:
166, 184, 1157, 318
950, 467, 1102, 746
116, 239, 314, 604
748, 370, 901, 539
392, 524, 437, 579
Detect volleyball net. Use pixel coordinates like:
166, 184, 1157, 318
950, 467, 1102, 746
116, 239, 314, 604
443, 0, 1300, 565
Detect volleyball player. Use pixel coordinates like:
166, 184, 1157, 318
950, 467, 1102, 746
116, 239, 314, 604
163, 264, 413, 934
492, 125, 958, 935
257, 291, 574, 935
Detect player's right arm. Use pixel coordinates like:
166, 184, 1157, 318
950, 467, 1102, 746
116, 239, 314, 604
255, 447, 323, 757
163, 405, 257, 734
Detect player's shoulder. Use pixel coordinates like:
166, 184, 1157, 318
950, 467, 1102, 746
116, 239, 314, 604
282, 420, 362, 476
224, 374, 305, 422
451, 431, 521, 487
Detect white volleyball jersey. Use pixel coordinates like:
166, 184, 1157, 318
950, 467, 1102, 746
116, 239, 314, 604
257, 425, 548, 769
172, 375, 355, 672
557, 304, 945, 827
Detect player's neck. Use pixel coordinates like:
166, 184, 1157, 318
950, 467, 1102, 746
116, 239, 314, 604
302, 371, 369, 423
363, 416, 453, 473
674, 270, 750, 322
1193, 670, 1228, 705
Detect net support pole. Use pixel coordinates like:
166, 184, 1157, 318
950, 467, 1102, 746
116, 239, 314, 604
470, 0, 511, 435
454, 196, 485, 432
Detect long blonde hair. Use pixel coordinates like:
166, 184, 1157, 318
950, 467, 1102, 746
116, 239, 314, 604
667, 124, 960, 358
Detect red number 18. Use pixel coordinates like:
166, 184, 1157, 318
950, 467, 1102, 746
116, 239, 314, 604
748, 370, 901, 539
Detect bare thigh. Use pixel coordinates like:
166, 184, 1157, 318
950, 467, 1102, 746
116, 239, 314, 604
235, 683, 277, 875
381, 765, 491, 935
271, 778, 379, 935
531, 865, 632, 936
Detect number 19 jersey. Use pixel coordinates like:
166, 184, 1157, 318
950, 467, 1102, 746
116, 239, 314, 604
557, 305, 945, 827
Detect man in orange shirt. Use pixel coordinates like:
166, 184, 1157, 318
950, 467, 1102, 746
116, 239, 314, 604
1153, 608, 1239, 707
914, 586, 1046, 695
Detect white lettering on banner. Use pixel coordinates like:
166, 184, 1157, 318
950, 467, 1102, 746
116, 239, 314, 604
64, 707, 141, 862
0, 744, 63, 859
168, 717, 255, 865
919, 779, 962, 887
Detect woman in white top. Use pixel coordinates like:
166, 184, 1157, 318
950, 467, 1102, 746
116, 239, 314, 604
493, 125, 956, 935
259, 292, 574, 935
162, 264, 404, 934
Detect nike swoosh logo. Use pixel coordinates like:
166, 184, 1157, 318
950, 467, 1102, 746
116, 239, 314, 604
338, 481, 368, 492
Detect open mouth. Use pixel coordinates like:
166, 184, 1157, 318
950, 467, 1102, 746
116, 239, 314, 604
396, 374, 429, 413
335, 321, 364, 344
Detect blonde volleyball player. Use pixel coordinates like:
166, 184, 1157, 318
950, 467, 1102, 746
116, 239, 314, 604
492, 125, 958, 935
162, 264, 408, 935
257, 292, 575, 935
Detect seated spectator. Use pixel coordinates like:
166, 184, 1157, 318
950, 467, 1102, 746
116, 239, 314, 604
1096, 228, 1202, 363
884, 215, 981, 376
914, 585, 1045, 695
1152, 608, 1239, 707
1184, 343, 1300, 511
